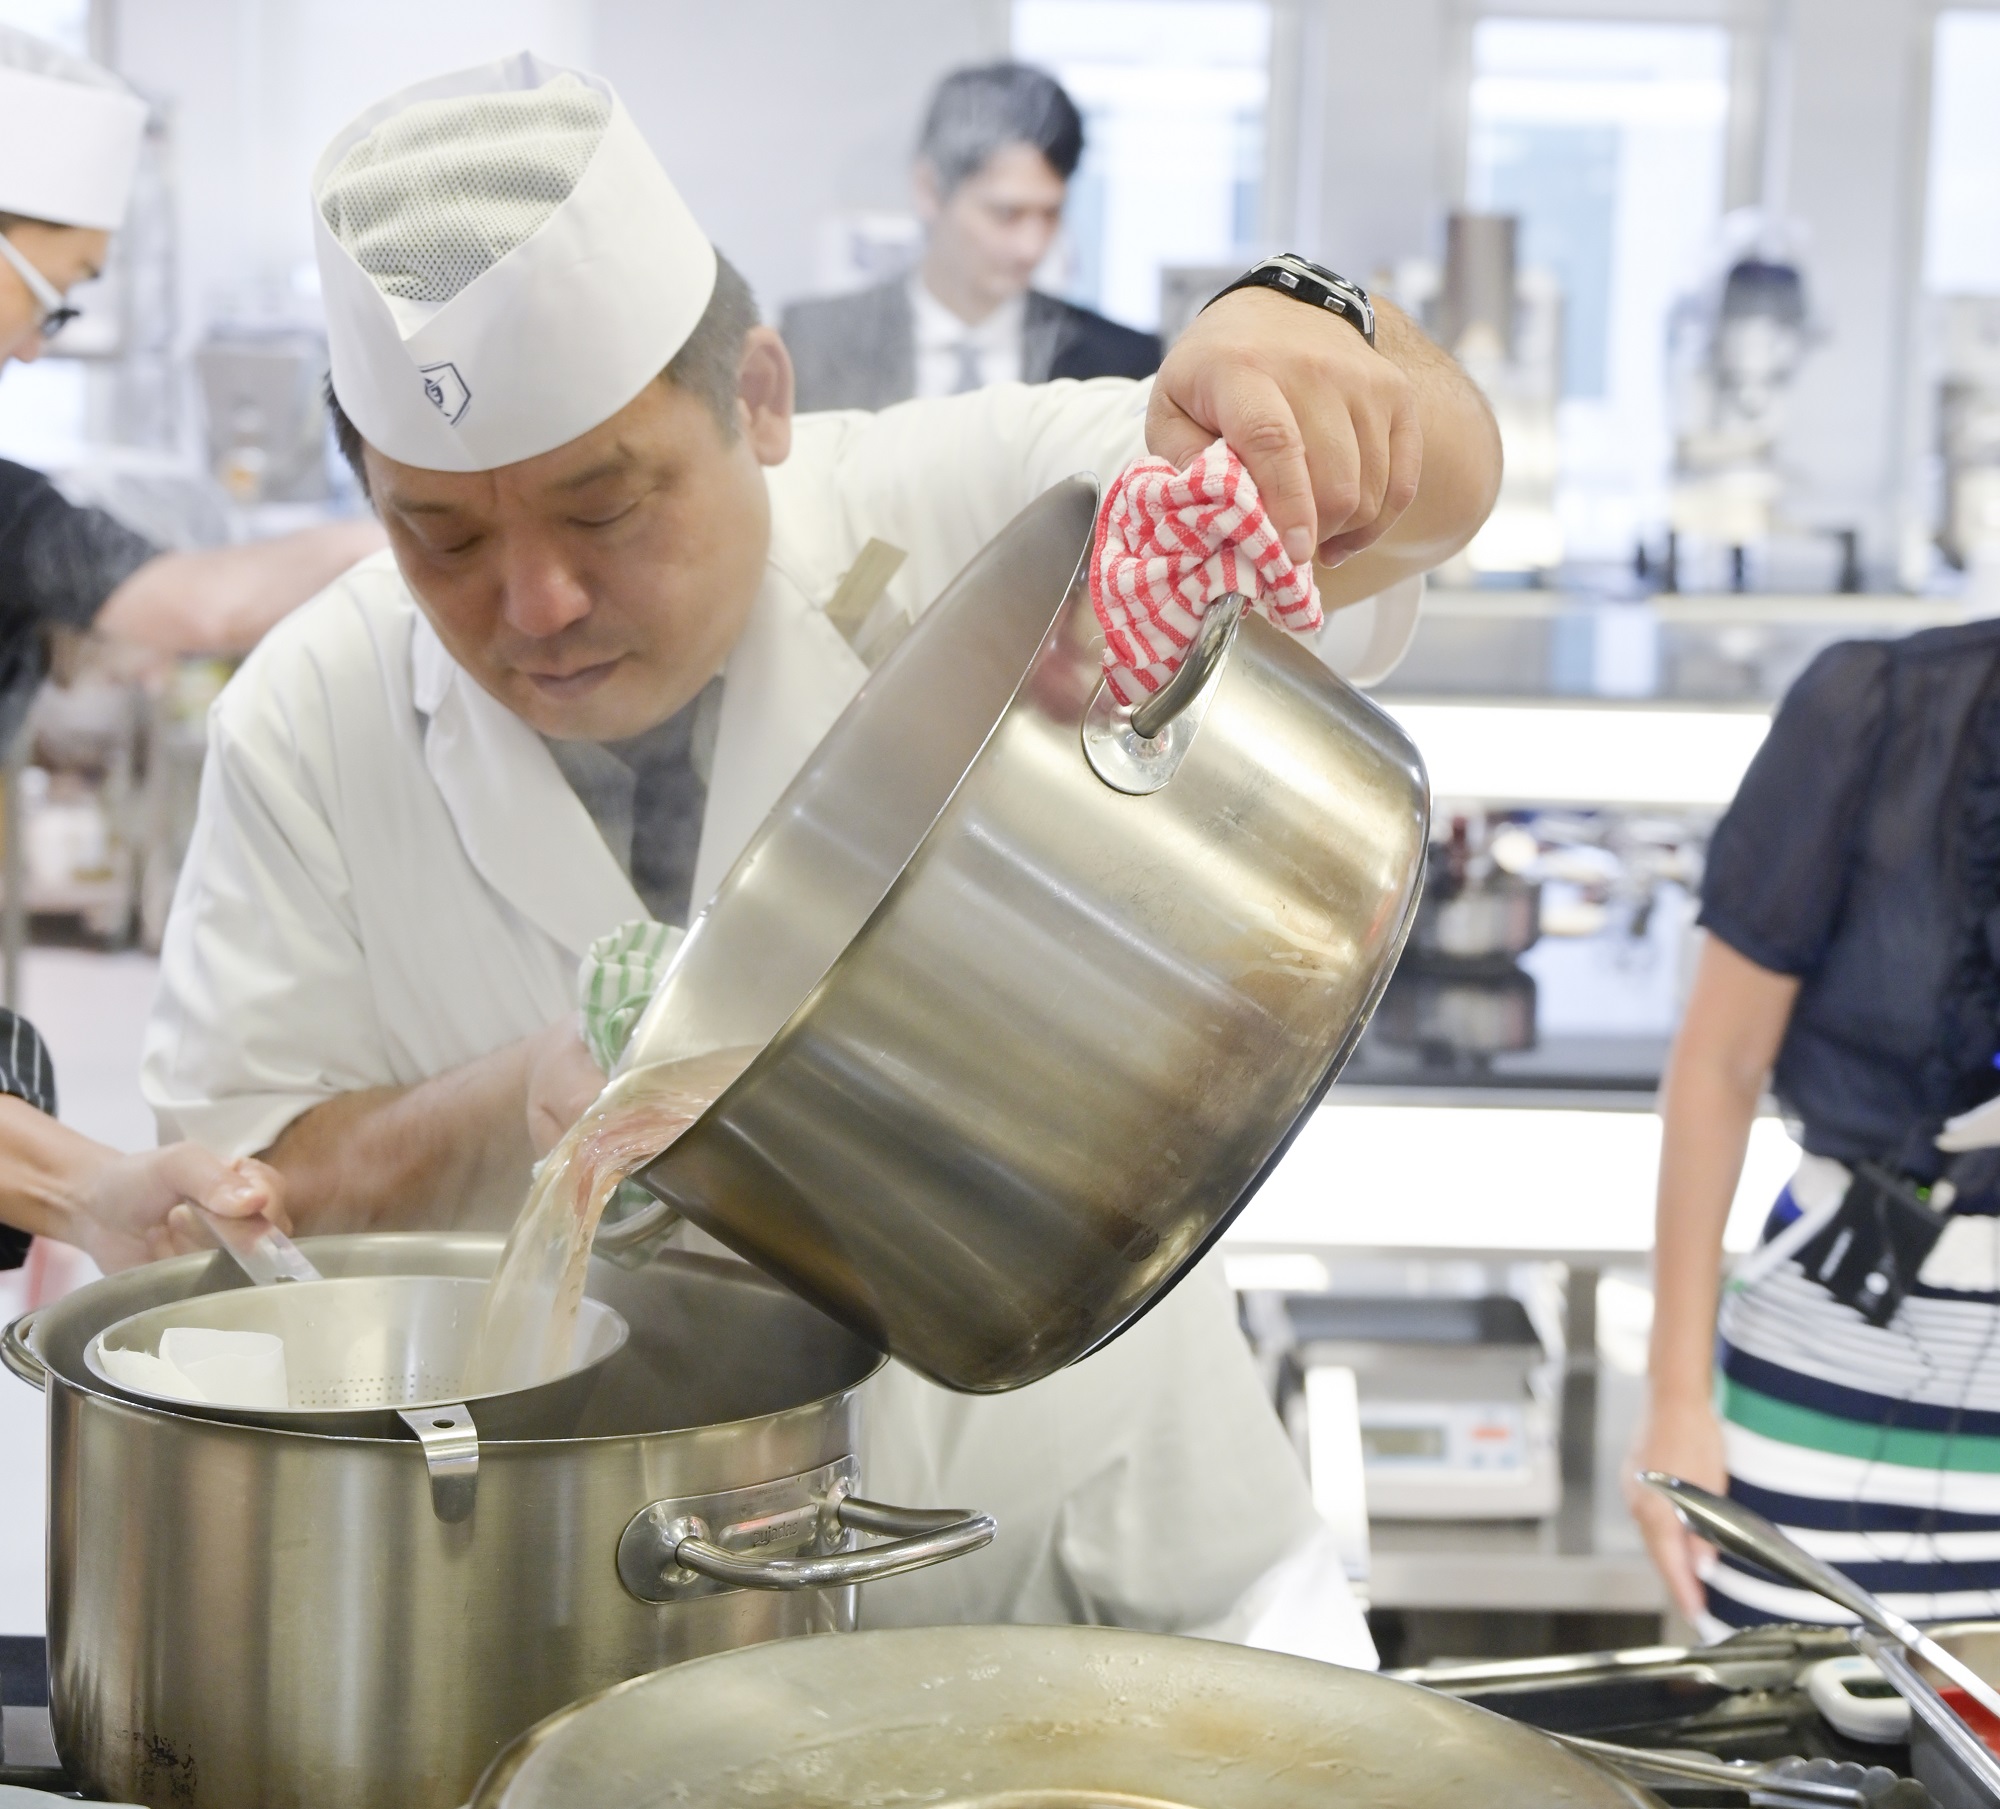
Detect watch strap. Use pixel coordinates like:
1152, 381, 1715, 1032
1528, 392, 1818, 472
1205, 254, 1376, 347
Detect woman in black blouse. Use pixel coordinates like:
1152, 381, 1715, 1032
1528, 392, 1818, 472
1631, 621, 2000, 1630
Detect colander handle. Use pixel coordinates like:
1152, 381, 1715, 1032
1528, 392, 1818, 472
2, 1312, 45, 1391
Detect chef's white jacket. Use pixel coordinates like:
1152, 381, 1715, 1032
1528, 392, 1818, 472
144, 378, 1414, 1666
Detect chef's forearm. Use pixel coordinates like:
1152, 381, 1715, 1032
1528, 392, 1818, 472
1317, 301, 1502, 608
257, 1037, 539, 1234
1647, 938, 1799, 1409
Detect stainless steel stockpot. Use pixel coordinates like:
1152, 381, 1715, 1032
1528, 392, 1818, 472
4, 1235, 991, 1809
624, 476, 1430, 1392
470, 1622, 1659, 1808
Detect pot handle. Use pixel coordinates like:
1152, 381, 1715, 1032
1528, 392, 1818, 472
675, 1496, 995, 1590
2, 1312, 45, 1391
619, 1491, 995, 1602
1081, 592, 1247, 796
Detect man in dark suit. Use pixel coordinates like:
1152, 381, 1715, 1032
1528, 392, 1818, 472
783, 63, 1160, 411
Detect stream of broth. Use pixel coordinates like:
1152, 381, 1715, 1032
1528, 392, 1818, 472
464, 1045, 758, 1395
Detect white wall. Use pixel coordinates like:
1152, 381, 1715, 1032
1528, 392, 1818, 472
106, 0, 1007, 346
596, 0, 1009, 318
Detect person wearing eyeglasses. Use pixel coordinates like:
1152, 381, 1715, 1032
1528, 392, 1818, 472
0, 25, 329, 1279
0, 27, 381, 691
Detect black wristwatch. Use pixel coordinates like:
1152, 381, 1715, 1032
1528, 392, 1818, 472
1205, 253, 1376, 348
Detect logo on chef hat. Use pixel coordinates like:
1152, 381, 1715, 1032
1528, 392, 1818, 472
418, 361, 471, 426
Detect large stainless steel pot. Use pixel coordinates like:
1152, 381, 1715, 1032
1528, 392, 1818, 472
623, 477, 1430, 1392
4, 1235, 992, 1809
470, 1623, 1660, 1807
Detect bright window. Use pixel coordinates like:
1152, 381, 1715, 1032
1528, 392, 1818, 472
1467, 19, 1731, 559
1925, 10, 2000, 296
1013, 0, 1269, 331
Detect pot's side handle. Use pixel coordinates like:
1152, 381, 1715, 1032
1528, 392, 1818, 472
1081, 592, 1247, 796
618, 1479, 995, 1604
2, 1312, 45, 1391
675, 1496, 996, 1591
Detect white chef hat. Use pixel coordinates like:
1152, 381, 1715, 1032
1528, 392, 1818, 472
0, 27, 147, 231
313, 52, 716, 473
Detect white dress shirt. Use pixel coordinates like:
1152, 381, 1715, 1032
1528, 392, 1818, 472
910, 272, 1025, 398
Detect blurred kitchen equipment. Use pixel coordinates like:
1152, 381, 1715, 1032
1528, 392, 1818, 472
1278, 1271, 1563, 1519
621, 477, 1429, 1392
1377, 819, 1542, 1066
468, 1623, 1656, 1808
1423, 213, 1563, 579
1667, 229, 1813, 587
192, 323, 332, 504
4, 1236, 992, 1809
1897, 1623, 2000, 1808
1642, 1471, 2000, 1801
1939, 297, 2000, 607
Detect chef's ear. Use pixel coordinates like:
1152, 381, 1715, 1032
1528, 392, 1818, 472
736, 325, 793, 467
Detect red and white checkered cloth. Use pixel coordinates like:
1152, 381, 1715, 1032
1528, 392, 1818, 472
1088, 438, 1323, 708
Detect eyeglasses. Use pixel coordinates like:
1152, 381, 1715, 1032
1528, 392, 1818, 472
0, 232, 82, 341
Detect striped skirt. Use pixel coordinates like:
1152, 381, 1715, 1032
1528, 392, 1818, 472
1709, 1160, 2000, 1628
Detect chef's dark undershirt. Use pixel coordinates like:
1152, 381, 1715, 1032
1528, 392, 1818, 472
0, 456, 156, 753
544, 677, 722, 930
1699, 620, 2000, 1182
0, 1007, 58, 1270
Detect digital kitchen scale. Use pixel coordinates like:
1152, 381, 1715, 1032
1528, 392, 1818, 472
1277, 1277, 1565, 1521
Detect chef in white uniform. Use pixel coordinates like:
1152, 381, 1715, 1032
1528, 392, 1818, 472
142, 55, 1501, 1663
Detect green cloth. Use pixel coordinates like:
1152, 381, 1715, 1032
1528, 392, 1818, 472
576, 918, 686, 1073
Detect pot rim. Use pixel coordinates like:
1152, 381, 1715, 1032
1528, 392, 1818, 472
26, 1234, 886, 1450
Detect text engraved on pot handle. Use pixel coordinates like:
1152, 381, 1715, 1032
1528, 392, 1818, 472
618, 1490, 995, 1603
2, 1313, 44, 1391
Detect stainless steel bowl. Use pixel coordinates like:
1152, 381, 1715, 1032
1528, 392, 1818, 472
623, 477, 1430, 1393
470, 1623, 1658, 1808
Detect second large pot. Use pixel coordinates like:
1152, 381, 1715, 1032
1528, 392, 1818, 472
625, 476, 1430, 1392
8, 1235, 990, 1809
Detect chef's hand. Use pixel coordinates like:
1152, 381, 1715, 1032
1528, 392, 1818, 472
1149, 285, 1423, 569
525, 1016, 607, 1159
74, 1145, 287, 1273
1625, 1397, 1727, 1621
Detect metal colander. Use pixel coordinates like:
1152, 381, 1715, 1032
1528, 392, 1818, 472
85, 1274, 627, 1435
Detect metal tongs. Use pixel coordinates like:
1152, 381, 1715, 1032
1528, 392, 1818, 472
1554, 1733, 1927, 1807
1641, 1471, 2000, 1802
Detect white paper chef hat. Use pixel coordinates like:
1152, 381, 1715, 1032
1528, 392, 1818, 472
313, 52, 716, 472
0, 27, 147, 231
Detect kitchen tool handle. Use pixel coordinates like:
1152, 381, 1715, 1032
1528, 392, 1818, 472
191, 1206, 322, 1287
1, 1311, 43, 1389
1640, 1470, 2000, 1729
1554, 1732, 1868, 1806
1128, 590, 1247, 740
670, 1496, 995, 1592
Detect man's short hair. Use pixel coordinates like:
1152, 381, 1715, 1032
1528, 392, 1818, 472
917, 62, 1084, 197
327, 250, 759, 495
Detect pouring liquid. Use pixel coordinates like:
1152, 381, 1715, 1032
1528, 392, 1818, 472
464, 1046, 756, 1395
